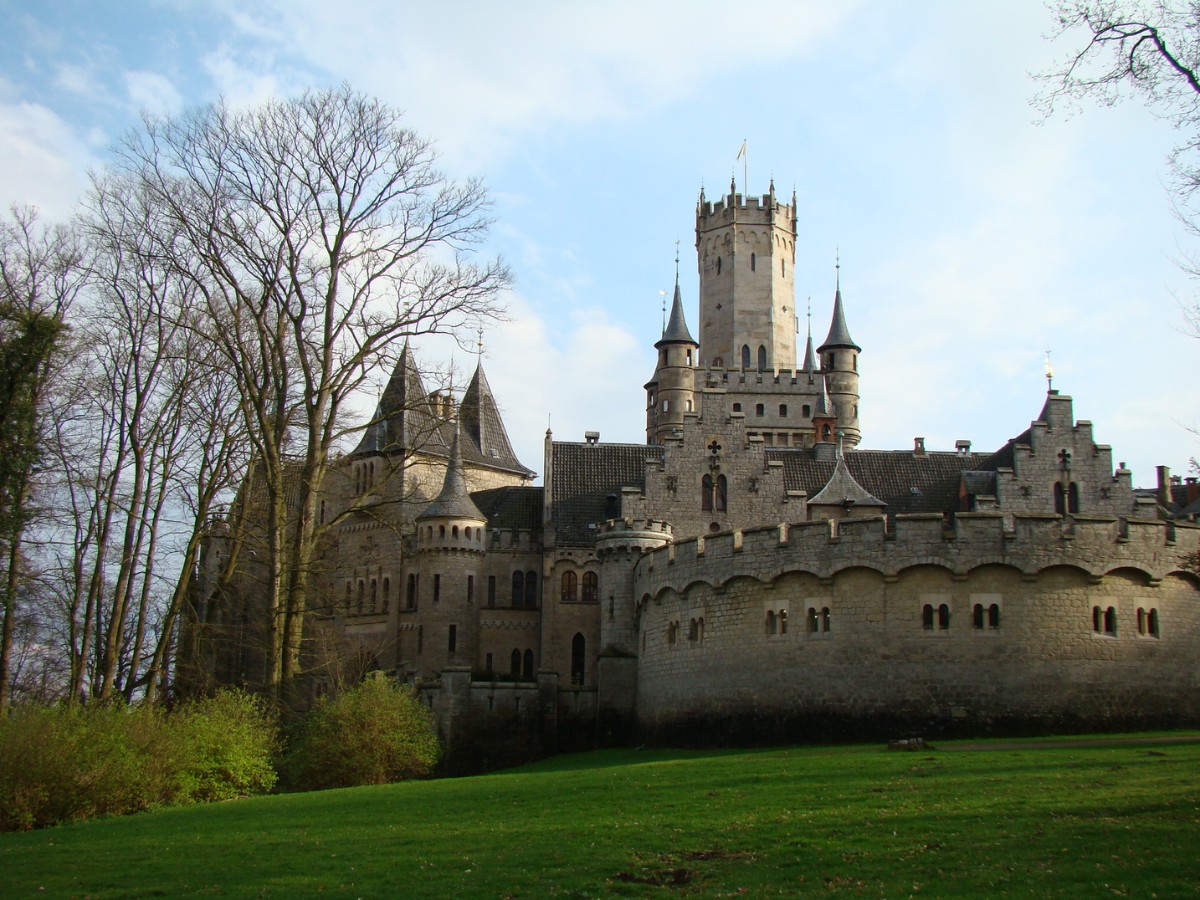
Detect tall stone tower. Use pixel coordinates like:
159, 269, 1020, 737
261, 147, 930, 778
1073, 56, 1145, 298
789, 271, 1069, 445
695, 179, 798, 371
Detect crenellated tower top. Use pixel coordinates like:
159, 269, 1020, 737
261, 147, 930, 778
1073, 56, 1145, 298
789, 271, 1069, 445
695, 181, 798, 372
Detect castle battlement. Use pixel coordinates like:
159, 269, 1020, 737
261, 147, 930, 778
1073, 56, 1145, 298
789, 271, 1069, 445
636, 513, 1199, 591
697, 192, 793, 224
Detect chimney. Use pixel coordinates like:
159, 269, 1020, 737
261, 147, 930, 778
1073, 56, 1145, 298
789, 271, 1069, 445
955, 439, 971, 456
1187, 477, 1199, 505
1156, 465, 1171, 508
913, 437, 926, 456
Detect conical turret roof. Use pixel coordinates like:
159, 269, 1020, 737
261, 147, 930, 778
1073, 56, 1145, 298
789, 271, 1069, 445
818, 283, 860, 353
657, 277, 696, 346
802, 325, 818, 373
418, 425, 485, 521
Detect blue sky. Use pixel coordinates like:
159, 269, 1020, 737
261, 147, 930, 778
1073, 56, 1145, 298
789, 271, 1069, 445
2, 0, 1197, 486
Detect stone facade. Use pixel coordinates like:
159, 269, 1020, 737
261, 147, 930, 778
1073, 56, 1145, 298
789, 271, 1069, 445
194, 180, 1200, 763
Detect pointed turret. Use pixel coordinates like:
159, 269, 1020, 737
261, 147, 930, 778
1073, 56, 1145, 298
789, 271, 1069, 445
818, 270, 860, 354
418, 424, 485, 522
647, 264, 699, 443
458, 360, 535, 479
658, 277, 696, 346
801, 309, 818, 375
352, 340, 438, 456
815, 264, 862, 449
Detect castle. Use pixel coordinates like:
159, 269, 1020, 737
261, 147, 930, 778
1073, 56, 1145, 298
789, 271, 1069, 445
195, 181, 1200, 764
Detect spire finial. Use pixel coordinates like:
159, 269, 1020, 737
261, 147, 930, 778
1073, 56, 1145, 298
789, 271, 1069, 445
675, 239, 680, 281
660, 288, 668, 332
1044, 349, 1054, 392
476, 325, 484, 360
835, 247, 841, 291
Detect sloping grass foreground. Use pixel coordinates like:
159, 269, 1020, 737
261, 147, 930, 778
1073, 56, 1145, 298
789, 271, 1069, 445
2, 735, 1198, 897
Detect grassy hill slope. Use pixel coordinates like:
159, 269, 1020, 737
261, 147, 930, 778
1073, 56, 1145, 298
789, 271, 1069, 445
2, 737, 1198, 897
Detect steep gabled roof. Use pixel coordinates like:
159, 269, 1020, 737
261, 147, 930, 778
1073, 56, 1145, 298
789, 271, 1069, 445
351, 349, 533, 479
459, 362, 534, 477
551, 442, 662, 545
352, 342, 440, 456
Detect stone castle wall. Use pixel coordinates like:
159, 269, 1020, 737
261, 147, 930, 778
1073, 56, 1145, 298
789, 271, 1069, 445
632, 513, 1200, 740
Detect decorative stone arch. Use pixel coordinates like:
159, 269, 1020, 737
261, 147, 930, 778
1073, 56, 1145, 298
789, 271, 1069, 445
1101, 565, 1155, 588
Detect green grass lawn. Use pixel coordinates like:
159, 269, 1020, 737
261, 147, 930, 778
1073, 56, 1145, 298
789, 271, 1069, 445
2, 735, 1198, 897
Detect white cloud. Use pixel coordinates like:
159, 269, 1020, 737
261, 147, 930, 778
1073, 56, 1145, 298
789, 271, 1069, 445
123, 70, 182, 117
0, 101, 90, 218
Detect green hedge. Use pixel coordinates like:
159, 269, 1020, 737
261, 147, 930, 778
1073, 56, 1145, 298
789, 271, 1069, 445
0, 690, 278, 832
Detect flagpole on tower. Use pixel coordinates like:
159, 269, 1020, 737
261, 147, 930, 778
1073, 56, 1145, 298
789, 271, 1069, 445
737, 139, 748, 191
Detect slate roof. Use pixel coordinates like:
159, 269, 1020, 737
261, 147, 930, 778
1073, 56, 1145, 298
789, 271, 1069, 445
551, 441, 662, 545
658, 280, 696, 345
351, 349, 533, 479
458, 364, 534, 477
769, 448, 990, 515
818, 287, 860, 352
418, 428, 485, 521
472, 486, 544, 531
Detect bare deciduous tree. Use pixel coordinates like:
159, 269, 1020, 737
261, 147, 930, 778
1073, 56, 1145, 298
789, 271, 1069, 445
114, 86, 509, 701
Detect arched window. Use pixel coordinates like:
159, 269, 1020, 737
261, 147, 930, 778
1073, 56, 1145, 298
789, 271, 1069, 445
345, 581, 352, 611
822, 425, 832, 441
571, 633, 586, 685
1068, 482, 1080, 514
1104, 606, 1117, 635
701, 474, 713, 511
370, 579, 377, 611
938, 604, 950, 630
1137, 607, 1146, 634
716, 256, 722, 275
779, 404, 788, 417
807, 607, 819, 633
1148, 608, 1160, 637
1054, 482, 1065, 514
511, 649, 521, 675
751, 252, 756, 271
582, 571, 598, 602
988, 604, 1000, 629
406, 574, 417, 610
715, 474, 727, 512
511, 570, 524, 606
741, 345, 751, 369
357, 580, 365, 613
439, 524, 445, 538
382, 577, 390, 603
757, 345, 767, 372
524, 570, 538, 607
766, 610, 777, 635
523, 649, 534, 678
689, 618, 698, 641
779, 609, 788, 634
973, 603, 984, 629
561, 571, 577, 602
781, 258, 786, 276
821, 608, 831, 633
1092, 605, 1103, 632
922, 604, 934, 630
